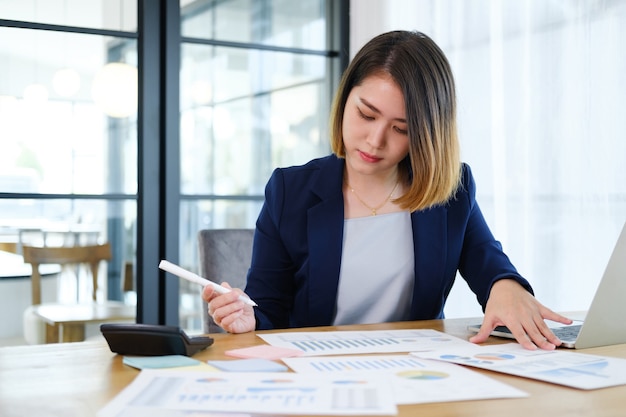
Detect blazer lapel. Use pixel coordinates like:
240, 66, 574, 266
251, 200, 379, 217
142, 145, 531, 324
306, 156, 345, 325
410, 206, 448, 318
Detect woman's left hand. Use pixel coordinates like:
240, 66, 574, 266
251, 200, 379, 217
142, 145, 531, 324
469, 279, 573, 350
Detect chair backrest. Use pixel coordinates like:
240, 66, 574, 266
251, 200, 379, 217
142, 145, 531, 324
22, 243, 112, 305
197, 229, 254, 333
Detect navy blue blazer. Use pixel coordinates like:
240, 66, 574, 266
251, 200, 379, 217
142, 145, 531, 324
245, 154, 532, 330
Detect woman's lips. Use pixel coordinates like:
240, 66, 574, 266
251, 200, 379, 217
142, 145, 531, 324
358, 150, 382, 163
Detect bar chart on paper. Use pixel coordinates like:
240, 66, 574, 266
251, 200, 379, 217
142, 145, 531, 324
291, 355, 429, 372
258, 329, 473, 356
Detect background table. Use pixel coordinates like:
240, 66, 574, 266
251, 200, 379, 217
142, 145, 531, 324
1, 317, 625, 417
32, 302, 136, 343
0, 250, 60, 279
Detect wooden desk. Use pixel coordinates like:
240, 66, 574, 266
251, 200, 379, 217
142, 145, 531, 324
31, 302, 136, 343
1, 317, 625, 417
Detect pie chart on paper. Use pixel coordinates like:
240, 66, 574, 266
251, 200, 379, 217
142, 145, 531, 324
474, 353, 516, 361
396, 370, 449, 380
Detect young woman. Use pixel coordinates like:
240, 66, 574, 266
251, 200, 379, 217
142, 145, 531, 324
202, 30, 571, 350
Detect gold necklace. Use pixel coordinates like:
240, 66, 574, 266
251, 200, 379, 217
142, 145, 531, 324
346, 180, 399, 216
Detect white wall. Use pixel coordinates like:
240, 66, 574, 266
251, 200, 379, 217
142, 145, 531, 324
349, 0, 626, 319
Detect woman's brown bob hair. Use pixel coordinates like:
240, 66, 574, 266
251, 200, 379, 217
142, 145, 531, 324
330, 30, 461, 212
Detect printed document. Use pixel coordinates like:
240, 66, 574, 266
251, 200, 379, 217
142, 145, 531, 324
258, 329, 472, 356
283, 354, 527, 404
98, 369, 397, 416
414, 342, 626, 390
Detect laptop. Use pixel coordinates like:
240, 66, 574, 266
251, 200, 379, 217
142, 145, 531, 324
468, 221, 626, 349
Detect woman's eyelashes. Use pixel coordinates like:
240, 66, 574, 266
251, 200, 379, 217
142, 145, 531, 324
357, 107, 374, 121
393, 126, 408, 135
357, 108, 408, 135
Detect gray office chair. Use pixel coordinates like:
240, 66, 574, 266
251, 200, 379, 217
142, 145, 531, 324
197, 228, 254, 333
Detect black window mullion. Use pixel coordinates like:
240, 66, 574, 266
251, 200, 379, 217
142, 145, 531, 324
137, 0, 181, 325
162, 0, 182, 326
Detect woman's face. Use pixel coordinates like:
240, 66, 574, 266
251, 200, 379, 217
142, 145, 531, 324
342, 73, 409, 179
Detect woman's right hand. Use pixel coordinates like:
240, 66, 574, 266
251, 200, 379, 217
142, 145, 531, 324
202, 282, 256, 333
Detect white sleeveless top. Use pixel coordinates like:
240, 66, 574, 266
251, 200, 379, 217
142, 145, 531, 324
332, 211, 415, 325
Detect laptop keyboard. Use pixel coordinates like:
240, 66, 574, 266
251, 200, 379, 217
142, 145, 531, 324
492, 324, 582, 342
551, 324, 582, 341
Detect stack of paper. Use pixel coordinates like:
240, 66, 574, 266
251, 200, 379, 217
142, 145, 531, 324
99, 329, 626, 416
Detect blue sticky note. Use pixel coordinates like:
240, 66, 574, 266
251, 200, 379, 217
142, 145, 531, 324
207, 358, 289, 372
123, 355, 202, 369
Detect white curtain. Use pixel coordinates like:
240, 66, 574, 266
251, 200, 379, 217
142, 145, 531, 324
351, 0, 626, 318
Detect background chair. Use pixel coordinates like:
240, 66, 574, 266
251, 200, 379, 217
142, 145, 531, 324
197, 229, 254, 333
22, 243, 111, 305
21, 243, 134, 344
